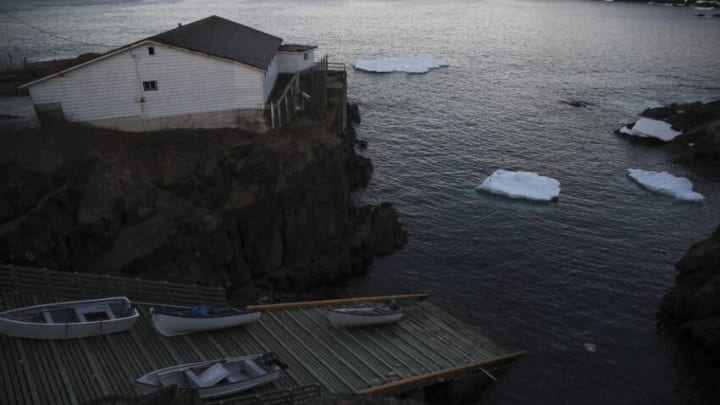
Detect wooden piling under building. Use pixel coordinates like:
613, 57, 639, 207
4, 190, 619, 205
0, 265, 524, 404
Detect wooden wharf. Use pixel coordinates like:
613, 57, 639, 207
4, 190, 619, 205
0, 264, 523, 404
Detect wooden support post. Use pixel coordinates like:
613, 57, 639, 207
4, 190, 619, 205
277, 102, 282, 128
284, 96, 289, 122
270, 102, 275, 129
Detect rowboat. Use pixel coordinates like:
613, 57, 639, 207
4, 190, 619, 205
136, 353, 285, 398
0, 297, 139, 339
326, 300, 403, 327
150, 304, 261, 337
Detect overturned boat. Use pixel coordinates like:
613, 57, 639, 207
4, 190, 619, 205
326, 300, 403, 327
136, 353, 285, 399
150, 304, 261, 337
0, 296, 139, 339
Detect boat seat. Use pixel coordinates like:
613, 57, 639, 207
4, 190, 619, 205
184, 363, 230, 388
244, 360, 265, 377
225, 374, 241, 383
76, 311, 87, 323
42, 311, 53, 324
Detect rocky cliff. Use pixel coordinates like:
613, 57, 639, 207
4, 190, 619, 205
0, 104, 406, 303
661, 226, 720, 361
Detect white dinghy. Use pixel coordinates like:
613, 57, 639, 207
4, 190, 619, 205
0, 296, 139, 339
136, 353, 286, 399
327, 300, 403, 328
150, 304, 261, 337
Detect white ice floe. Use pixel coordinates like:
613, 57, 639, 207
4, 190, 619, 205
619, 117, 682, 142
584, 343, 597, 352
627, 169, 704, 202
477, 170, 561, 202
355, 55, 448, 74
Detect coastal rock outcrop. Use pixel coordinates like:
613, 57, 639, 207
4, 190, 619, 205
616, 100, 720, 161
661, 225, 720, 361
0, 103, 406, 302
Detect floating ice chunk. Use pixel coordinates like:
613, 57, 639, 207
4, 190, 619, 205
355, 56, 448, 74
584, 343, 597, 352
477, 170, 560, 202
620, 118, 682, 141
618, 126, 634, 135
627, 169, 704, 202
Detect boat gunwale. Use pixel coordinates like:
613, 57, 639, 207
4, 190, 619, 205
0, 296, 139, 324
151, 307, 260, 319
136, 354, 282, 391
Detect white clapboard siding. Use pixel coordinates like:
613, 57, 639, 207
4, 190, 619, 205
29, 51, 142, 122
263, 54, 279, 103
278, 50, 314, 74
29, 43, 266, 123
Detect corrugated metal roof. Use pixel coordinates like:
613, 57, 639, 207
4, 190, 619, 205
0, 266, 521, 404
150, 15, 283, 70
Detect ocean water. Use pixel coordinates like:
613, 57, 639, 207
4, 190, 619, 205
2, 0, 720, 403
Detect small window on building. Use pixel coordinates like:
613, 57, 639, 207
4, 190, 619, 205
142, 81, 158, 91
303, 53, 309, 61
148, 47, 155, 55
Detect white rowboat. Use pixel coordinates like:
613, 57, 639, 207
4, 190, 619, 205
326, 300, 403, 327
0, 296, 139, 339
136, 353, 284, 398
150, 305, 261, 337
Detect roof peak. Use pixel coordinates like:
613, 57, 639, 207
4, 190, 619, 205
149, 15, 284, 69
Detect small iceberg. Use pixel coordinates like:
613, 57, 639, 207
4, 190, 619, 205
355, 56, 448, 74
477, 170, 561, 202
627, 169, 704, 202
618, 117, 682, 142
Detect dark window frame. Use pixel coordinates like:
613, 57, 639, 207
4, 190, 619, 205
148, 46, 155, 55
142, 80, 158, 91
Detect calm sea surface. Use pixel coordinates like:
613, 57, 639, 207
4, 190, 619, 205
2, 0, 720, 403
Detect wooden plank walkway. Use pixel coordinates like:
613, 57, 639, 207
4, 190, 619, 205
0, 264, 225, 305
0, 265, 522, 404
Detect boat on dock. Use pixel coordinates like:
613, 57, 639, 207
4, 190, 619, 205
136, 353, 285, 399
326, 299, 403, 327
0, 296, 139, 339
150, 304, 261, 336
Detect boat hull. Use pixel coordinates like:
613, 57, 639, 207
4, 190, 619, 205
327, 310, 403, 328
136, 354, 282, 399
0, 297, 139, 339
151, 310, 261, 337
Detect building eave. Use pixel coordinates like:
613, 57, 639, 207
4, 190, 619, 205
19, 39, 268, 90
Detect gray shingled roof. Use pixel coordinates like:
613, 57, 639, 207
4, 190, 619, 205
150, 15, 283, 70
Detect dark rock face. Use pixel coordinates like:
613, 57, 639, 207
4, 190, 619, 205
621, 100, 720, 161
560, 99, 595, 108
661, 226, 720, 361
0, 104, 406, 302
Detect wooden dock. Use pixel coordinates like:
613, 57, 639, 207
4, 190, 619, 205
0, 265, 523, 404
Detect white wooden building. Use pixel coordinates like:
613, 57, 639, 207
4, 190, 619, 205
19, 16, 316, 132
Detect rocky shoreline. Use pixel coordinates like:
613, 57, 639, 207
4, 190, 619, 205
621, 100, 720, 367
0, 103, 407, 303
616, 100, 720, 162
616, 100, 720, 365
661, 226, 720, 362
